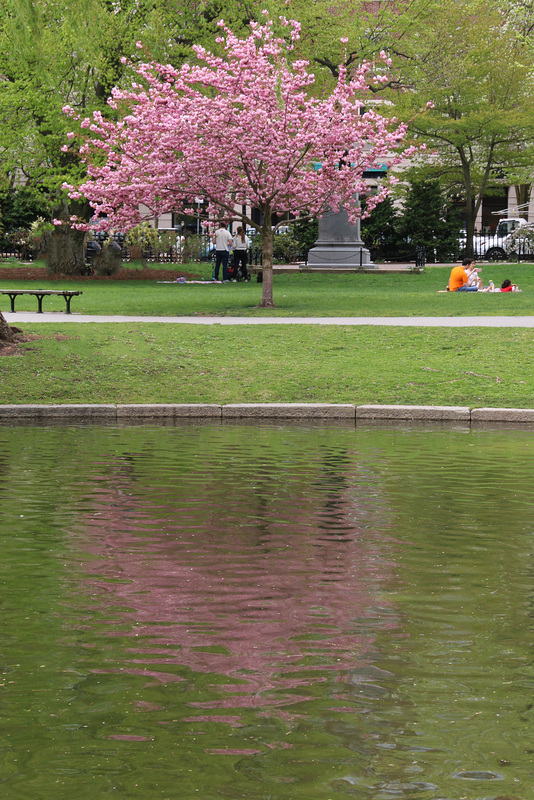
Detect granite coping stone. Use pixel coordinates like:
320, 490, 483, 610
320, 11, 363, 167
0, 404, 117, 418
356, 404, 471, 421
1, 404, 534, 424
222, 403, 356, 418
116, 404, 222, 418
471, 407, 534, 423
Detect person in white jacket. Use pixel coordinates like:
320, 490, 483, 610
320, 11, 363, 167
232, 226, 251, 281
213, 222, 233, 281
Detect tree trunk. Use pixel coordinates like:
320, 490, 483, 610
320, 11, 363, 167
460, 155, 476, 258
514, 184, 531, 218
464, 201, 476, 258
0, 311, 16, 344
44, 197, 92, 276
44, 226, 87, 276
258, 209, 275, 308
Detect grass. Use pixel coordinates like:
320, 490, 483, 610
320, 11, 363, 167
2, 323, 534, 407
1, 260, 534, 317
2, 261, 534, 408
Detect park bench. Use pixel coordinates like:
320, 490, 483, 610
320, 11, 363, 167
0, 289, 83, 314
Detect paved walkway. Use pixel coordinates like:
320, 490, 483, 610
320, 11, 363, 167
5, 312, 534, 327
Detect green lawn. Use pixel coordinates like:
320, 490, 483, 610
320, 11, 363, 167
1, 261, 533, 317
2, 263, 534, 407
2, 322, 534, 408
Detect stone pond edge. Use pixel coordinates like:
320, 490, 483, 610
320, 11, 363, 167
1, 403, 534, 424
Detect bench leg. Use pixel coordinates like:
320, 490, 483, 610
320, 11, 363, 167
64, 295, 73, 314
8, 294, 16, 312
36, 295, 44, 313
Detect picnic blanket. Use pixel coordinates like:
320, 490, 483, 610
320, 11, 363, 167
438, 288, 522, 293
157, 279, 223, 285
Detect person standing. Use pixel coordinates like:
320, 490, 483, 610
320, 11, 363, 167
213, 222, 233, 281
232, 226, 251, 281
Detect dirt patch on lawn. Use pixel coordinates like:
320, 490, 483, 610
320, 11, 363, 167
0, 330, 40, 356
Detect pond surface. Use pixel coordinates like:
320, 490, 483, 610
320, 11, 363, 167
0, 421, 533, 799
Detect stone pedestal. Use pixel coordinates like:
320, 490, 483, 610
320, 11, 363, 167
306, 207, 373, 270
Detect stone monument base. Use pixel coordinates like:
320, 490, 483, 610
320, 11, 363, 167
306, 242, 373, 270
306, 205, 375, 270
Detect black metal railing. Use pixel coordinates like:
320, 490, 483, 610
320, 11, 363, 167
0, 246, 35, 261
460, 229, 534, 261
415, 246, 426, 269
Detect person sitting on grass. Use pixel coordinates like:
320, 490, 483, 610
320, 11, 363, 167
465, 259, 483, 290
448, 258, 479, 291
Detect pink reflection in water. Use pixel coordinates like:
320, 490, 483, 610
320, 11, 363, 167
107, 734, 153, 741
205, 748, 262, 756
74, 455, 400, 715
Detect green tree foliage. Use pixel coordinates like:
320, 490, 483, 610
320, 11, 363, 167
396, 178, 460, 263
0, 0, 239, 270
0, 0, 262, 204
387, 0, 534, 255
289, 217, 319, 259
284, 0, 431, 88
360, 195, 401, 261
0, 186, 49, 234
0, 0, 170, 192
2, 0, 534, 273
283, 0, 534, 256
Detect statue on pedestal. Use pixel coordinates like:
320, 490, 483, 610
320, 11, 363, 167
307, 204, 374, 270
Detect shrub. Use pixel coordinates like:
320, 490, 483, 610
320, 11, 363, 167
397, 178, 460, 263
360, 196, 402, 261
272, 231, 302, 263
93, 239, 122, 275
126, 222, 160, 249
289, 217, 318, 258
505, 225, 534, 258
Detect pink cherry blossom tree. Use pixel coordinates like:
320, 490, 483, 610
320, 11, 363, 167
65, 15, 415, 307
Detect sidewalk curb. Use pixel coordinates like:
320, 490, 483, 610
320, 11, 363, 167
1, 403, 534, 425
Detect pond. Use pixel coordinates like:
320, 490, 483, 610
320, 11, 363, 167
0, 421, 533, 799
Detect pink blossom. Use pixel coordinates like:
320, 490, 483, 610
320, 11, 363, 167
69, 16, 419, 307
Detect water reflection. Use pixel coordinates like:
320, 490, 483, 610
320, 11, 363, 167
1, 422, 534, 799
79, 441, 398, 714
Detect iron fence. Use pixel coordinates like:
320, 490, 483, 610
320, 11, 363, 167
0, 246, 35, 261
460, 229, 534, 262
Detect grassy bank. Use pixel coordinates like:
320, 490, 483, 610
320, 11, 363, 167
2, 323, 534, 407
2, 263, 534, 408
1, 262, 534, 317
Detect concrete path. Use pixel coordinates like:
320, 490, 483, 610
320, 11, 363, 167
4, 311, 534, 327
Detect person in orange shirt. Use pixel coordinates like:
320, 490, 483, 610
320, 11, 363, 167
448, 259, 478, 291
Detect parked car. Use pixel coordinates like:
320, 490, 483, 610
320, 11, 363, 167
462, 218, 529, 261
504, 223, 534, 259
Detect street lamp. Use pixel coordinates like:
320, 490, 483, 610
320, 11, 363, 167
195, 197, 203, 235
